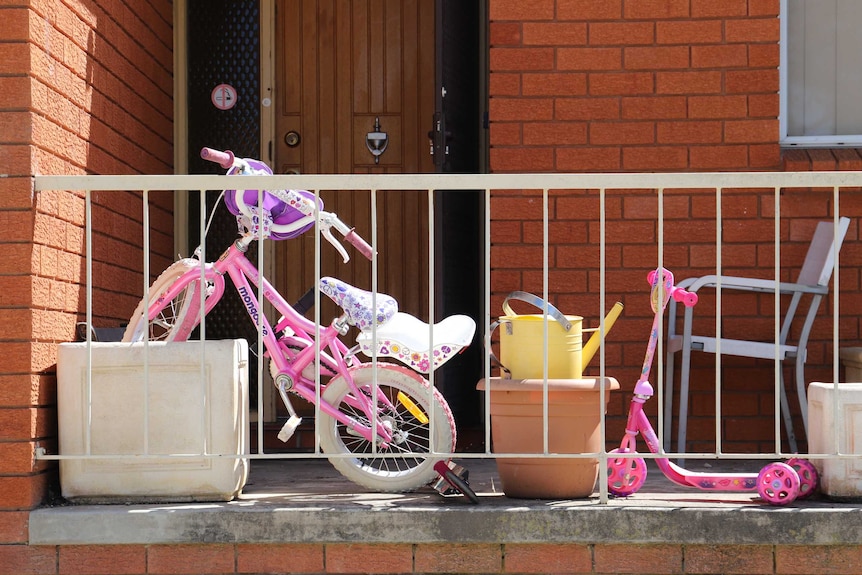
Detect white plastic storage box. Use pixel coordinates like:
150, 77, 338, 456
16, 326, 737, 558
808, 382, 862, 500
57, 340, 249, 502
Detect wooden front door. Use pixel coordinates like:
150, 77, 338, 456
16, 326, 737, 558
267, 0, 438, 442
273, 0, 436, 317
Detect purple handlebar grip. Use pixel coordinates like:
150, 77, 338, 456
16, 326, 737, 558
200, 147, 235, 169
345, 230, 374, 260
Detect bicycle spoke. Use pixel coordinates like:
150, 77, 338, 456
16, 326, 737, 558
332, 388, 433, 471
319, 365, 454, 491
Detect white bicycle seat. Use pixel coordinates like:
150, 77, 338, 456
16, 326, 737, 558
356, 312, 476, 374
319, 277, 398, 331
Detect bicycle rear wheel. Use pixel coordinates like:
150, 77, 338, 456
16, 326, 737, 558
318, 364, 456, 492
123, 259, 205, 343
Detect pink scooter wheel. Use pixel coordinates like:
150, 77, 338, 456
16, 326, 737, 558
608, 449, 648, 497
787, 458, 819, 499
757, 462, 800, 505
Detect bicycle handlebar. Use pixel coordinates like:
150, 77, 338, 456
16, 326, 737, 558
200, 147, 375, 262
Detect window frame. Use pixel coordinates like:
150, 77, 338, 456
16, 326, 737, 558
779, 0, 862, 148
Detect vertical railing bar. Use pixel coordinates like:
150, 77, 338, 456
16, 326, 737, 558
252, 188, 263, 453
84, 191, 93, 457
427, 188, 436, 453
773, 188, 782, 455
369, 189, 379, 457
542, 187, 550, 456
715, 187, 722, 456
199, 189, 208, 456
650, 188, 668, 449
313, 188, 323, 456
598, 187, 608, 504
832, 188, 842, 456
254, 187, 266, 459
484, 187, 492, 462
142, 190, 151, 456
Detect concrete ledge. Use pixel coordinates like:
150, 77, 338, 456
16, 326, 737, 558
29, 459, 862, 546
29, 501, 862, 546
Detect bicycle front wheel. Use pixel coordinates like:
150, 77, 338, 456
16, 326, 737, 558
123, 259, 205, 343
318, 364, 456, 492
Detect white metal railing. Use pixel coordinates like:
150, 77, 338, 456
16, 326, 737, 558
33, 171, 860, 503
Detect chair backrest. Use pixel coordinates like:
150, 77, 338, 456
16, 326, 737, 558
796, 217, 851, 287
780, 216, 851, 347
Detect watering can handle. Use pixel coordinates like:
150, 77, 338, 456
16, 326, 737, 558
488, 291, 571, 378
502, 291, 572, 332
485, 320, 512, 378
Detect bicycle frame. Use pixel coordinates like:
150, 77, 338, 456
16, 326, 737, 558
145, 235, 396, 446
122, 146, 478, 498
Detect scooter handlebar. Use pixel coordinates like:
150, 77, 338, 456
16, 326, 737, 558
648, 267, 698, 309
672, 287, 698, 307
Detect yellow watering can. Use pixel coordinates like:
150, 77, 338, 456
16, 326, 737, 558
493, 292, 623, 379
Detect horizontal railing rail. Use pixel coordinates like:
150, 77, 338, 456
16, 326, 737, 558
33, 170, 862, 189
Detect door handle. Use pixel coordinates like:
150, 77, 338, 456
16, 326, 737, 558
284, 131, 301, 147
428, 112, 450, 166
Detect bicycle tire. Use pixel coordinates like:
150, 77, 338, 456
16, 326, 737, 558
123, 259, 204, 343
318, 364, 456, 492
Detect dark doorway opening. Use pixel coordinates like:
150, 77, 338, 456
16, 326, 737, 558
185, 0, 264, 404
432, 0, 486, 448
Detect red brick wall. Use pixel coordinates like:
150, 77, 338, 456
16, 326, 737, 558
489, 0, 781, 172
487, 0, 862, 453
0, 0, 174, 552
2, 542, 862, 574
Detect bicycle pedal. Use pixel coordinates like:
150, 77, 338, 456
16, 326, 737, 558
431, 461, 469, 495
277, 415, 302, 442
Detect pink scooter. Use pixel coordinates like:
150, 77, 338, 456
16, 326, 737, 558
607, 268, 818, 505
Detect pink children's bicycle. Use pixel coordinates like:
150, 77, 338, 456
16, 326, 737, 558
122, 147, 478, 502
607, 267, 818, 505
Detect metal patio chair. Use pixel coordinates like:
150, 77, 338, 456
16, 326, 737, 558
663, 217, 851, 455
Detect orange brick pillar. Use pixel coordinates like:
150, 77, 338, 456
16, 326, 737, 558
0, 4, 175, 568
0, 6, 55, 562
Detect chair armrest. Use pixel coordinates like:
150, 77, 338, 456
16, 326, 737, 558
682, 275, 828, 296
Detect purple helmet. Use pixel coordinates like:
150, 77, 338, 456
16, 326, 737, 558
222, 158, 322, 240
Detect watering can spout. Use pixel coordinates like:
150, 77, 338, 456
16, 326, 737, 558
581, 301, 624, 368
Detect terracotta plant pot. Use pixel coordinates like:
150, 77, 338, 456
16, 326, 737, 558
477, 377, 619, 499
